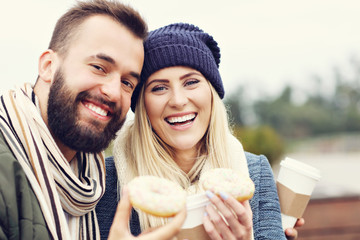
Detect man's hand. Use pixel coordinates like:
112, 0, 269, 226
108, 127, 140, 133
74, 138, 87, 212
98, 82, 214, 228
108, 186, 186, 240
285, 218, 305, 240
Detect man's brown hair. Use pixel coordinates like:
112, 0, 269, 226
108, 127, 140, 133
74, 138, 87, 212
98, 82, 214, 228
48, 0, 148, 56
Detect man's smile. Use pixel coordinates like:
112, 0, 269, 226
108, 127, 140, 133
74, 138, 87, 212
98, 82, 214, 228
83, 101, 109, 117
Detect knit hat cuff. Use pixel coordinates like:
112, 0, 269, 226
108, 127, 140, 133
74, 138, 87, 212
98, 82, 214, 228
141, 44, 224, 98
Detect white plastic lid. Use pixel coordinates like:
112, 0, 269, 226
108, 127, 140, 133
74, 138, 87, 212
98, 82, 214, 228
280, 157, 321, 181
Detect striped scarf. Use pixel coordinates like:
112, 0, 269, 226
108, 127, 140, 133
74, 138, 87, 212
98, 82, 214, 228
0, 83, 105, 240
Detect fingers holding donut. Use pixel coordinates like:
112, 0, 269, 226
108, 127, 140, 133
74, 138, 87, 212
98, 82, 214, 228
217, 192, 253, 231
203, 196, 233, 240
204, 190, 253, 240
199, 168, 255, 239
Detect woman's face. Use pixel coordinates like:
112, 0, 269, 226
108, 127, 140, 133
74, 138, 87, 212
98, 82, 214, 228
144, 66, 212, 154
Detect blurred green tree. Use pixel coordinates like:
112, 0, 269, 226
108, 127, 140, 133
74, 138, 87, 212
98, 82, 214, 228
232, 125, 285, 165
224, 56, 360, 142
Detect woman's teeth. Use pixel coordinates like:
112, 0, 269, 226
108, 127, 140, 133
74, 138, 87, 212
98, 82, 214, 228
166, 113, 196, 124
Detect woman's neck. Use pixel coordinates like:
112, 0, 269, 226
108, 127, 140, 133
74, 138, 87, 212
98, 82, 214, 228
173, 148, 197, 174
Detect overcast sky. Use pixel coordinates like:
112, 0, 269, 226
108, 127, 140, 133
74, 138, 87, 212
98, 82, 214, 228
1, 0, 360, 101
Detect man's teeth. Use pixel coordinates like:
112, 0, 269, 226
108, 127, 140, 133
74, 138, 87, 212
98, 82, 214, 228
85, 103, 108, 116
167, 113, 196, 123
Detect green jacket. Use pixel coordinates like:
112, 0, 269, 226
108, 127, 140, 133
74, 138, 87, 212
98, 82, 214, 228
0, 132, 51, 240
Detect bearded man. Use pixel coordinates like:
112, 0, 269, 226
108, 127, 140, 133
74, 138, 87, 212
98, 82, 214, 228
0, 1, 185, 239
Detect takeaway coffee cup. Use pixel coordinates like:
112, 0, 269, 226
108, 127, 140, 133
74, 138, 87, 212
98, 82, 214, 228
277, 157, 321, 230
177, 193, 211, 240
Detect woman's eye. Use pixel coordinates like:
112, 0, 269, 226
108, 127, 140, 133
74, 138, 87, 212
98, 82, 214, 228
185, 79, 200, 86
151, 85, 166, 92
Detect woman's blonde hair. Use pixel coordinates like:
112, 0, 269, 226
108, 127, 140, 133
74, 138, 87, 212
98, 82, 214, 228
117, 81, 233, 230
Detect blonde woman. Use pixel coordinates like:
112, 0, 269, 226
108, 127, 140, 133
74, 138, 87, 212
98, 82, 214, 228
96, 23, 302, 240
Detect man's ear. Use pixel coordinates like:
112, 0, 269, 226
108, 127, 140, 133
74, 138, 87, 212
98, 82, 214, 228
38, 49, 58, 83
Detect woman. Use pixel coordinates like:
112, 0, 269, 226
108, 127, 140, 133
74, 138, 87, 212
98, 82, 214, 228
97, 23, 302, 239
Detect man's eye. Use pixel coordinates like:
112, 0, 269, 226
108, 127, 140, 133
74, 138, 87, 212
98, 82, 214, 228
122, 80, 134, 89
92, 64, 105, 72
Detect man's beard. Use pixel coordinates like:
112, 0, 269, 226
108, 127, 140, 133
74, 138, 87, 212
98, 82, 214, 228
47, 69, 126, 153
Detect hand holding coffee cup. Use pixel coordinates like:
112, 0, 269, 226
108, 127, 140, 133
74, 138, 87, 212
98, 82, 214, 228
276, 157, 321, 230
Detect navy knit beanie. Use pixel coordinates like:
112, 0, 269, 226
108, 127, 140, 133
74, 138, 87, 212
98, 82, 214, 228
131, 22, 224, 111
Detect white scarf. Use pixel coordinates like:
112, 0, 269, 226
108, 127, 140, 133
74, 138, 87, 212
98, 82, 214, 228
114, 122, 249, 190
0, 83, 105, 240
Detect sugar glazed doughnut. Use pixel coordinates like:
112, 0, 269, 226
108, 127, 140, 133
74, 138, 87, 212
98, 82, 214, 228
200, 168, 255, 201
127, 175, 187, 217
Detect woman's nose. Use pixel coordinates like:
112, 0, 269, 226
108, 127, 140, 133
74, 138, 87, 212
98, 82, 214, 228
168, 89, 188, 108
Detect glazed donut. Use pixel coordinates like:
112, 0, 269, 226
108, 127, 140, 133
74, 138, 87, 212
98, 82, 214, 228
200, 168, 255, 201
127, 175, 187, 217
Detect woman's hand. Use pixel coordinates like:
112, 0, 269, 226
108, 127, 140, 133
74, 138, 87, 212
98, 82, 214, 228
108, 187, 186, 240
285, 218, 305, 240
203, 190, 253, 240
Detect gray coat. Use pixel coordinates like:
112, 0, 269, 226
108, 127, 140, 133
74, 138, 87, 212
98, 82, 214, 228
0, 132, 51, 240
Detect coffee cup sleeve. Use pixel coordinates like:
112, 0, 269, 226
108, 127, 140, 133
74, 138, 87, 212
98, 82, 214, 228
277, 182, 311, 218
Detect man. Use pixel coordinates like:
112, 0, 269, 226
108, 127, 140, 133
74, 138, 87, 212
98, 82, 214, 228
0, 0, 185, 239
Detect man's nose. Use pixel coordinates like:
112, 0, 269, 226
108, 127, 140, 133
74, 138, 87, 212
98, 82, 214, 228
100, 76, 121, 103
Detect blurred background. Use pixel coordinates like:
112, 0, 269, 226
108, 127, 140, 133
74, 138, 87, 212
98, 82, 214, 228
1, 0, 360, 239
